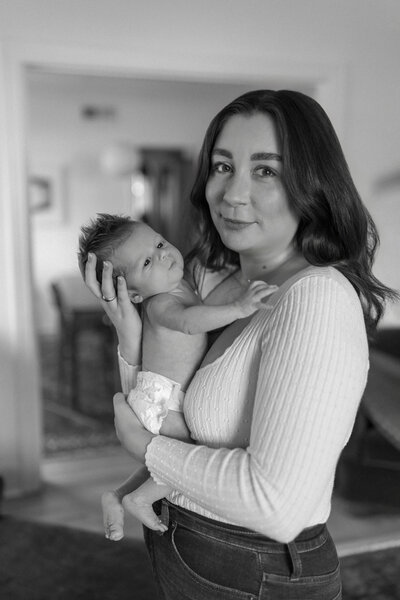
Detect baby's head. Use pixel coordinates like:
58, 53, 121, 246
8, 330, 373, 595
78, 214, 184, 302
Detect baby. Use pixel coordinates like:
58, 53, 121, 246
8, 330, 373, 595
78, 214, 276, 539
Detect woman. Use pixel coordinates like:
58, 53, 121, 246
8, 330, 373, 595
85, 90, 396, 599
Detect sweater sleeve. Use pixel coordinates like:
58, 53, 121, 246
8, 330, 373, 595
117, 347, 140, 394
145, 275, 369, 542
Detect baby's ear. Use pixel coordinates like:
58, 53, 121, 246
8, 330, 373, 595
128, 290, 143, 304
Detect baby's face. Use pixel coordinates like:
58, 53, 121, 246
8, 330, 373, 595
113, 223, 184, 299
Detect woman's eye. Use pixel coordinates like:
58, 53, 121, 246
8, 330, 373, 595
254, 165, 276, 177
144, 258, 151, 268
212, 162, 232, 174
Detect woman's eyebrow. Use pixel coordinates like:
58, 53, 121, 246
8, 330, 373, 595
251, 152, 282, 161
211, 149, 282, 161
212, 148, 232, 158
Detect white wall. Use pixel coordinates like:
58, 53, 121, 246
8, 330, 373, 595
0, 0, 399, 194
1, 0, 399, 495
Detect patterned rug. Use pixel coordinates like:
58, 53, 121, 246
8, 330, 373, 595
1, 516, 400, 600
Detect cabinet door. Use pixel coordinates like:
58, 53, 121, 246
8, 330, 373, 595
142, 148, 195, 253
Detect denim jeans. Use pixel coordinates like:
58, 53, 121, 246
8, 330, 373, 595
143, 500, 342, 600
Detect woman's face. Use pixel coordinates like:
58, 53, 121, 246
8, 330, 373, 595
205, 112, 299, 263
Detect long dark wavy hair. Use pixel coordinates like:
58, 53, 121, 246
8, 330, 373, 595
186, 89, 397, 333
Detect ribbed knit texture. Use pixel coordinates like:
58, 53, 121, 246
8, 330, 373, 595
118, 351, 140, 394
122, 267, 369, 542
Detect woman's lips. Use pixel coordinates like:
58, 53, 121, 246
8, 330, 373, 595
221, 217, 255, 230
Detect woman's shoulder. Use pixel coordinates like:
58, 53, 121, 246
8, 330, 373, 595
275, 265, 363, 317
288, 265, 357, 295
256, 265, 367, 347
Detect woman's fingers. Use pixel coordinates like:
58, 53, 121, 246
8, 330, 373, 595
113, 392, 127, 412
250, 281, 278, 290
101, 261, 117, 302
116, 276, 131, 308
84, 253, 102, 299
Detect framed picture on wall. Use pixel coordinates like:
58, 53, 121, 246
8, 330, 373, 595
28, 162, 65, 224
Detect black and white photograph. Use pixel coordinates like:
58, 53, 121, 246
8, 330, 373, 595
1, 2, 400, 599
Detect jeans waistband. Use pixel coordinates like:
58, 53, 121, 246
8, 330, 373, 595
161, 499, 327, 554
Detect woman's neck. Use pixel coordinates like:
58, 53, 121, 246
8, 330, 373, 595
239, 247, 309, 286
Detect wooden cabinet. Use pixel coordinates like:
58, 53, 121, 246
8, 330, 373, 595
141, 148, 195, 254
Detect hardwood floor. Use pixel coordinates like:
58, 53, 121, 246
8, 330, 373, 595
3, 448, 145, 542
3, 446, 400, 557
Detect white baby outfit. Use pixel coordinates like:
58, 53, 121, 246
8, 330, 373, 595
127, 371, 184, 435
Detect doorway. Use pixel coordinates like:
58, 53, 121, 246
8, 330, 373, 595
26, 69, 316, 460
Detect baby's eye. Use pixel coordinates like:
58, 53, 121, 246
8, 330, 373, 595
212, 162, 232, 174
144, 258, 151, 268
156, 241, 164, 248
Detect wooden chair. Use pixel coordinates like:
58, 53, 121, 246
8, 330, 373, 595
50, 275, 119, 412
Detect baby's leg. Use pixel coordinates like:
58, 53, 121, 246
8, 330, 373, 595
101, 466, 149, 541
122, 478, 171, 533
101, 490, 125, 541
159, 409, 191, 441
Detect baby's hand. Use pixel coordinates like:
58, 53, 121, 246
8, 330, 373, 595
235, 281, 278, 318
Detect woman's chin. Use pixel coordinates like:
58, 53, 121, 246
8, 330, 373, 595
218, 228, 256, 253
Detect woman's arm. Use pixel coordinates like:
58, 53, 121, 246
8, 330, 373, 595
141, 275, 369, 542
117, 350, 141, 395
114, 393, 155, 461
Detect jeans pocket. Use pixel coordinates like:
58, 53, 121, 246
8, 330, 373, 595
258, 563, 342, 600
169, 522, 257, 600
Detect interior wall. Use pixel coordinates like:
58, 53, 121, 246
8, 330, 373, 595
1, 0, 399, 196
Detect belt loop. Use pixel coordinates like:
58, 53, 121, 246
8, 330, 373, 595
160, 499, 170, 528
287, 541, 302, 581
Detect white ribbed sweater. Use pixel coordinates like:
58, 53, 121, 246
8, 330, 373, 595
120, 266, 369, 543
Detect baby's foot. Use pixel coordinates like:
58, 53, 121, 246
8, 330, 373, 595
101, 490, 125, 541
122, 491, 168, 533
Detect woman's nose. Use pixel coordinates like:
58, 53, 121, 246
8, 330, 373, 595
222, 174, 250, 206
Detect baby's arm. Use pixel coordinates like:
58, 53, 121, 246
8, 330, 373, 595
148, 281, 277, 335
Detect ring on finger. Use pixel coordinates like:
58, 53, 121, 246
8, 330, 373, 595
102, 294, 117, 303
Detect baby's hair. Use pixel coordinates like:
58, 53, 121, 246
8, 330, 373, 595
78, 213, 138, 285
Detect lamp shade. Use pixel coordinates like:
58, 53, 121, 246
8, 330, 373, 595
100, 142, 141, 176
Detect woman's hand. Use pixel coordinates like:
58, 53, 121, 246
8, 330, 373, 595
84, 253, 142, 365
113, 393, 155, 462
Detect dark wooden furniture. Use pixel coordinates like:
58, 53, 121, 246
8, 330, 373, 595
51, 275, 119, 412
336, 328, 400, 507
